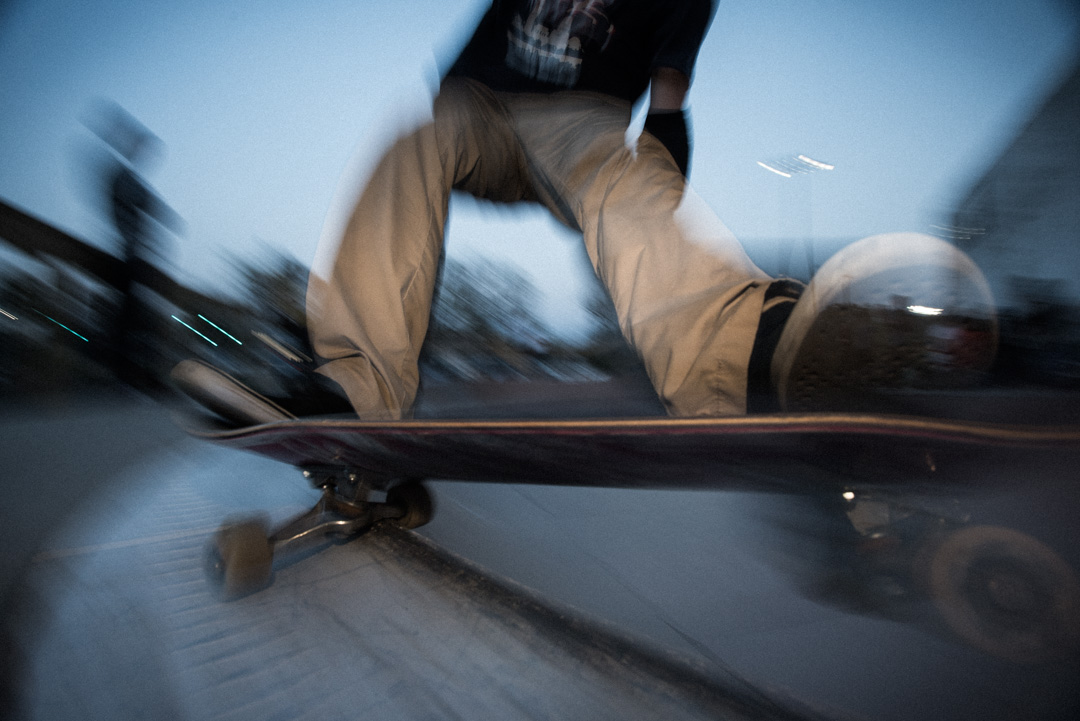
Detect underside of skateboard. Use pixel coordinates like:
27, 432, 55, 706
797, 490, 1080, 664
205, 458, 1079, 665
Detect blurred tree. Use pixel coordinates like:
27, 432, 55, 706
578, 279, 640, 374
426, 258, 551, 379
583, 280, 622, 345
235, 247, 309, 332
221, 247, 315, 392
430, 258, 545, 343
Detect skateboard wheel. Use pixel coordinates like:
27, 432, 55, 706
386, 482, 434, 529
206, 518, 274, 599
928, 525, 1080, 663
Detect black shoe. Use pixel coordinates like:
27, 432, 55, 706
171, 359, 355, 427
747, 278, 804, 413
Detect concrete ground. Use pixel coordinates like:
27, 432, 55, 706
2, 387, 1078, 720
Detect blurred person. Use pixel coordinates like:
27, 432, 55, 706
173, 0, 994, 425
98, 106, 182, 389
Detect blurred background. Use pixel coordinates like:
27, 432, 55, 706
2, 1, 1079, 720
1, 0, 1078, 400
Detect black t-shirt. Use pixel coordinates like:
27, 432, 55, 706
447, 0, 716, 104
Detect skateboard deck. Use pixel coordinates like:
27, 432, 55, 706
186, 412, 1080, 494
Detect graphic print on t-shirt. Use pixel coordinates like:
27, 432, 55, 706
506, 0, 617, 87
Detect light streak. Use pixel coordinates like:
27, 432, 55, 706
198, 314, 243, 344
253, 331, 312, 362
757, 161, 792, 178
797, 155, 834, 170
172, 315, 219, 346
32, 309, 88, 341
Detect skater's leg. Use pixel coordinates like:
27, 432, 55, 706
308, 80, 530, 418
506, 91, 772, 416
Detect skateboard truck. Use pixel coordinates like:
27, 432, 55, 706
206, 469, 433, 600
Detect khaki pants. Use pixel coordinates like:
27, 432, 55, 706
308, 78, 772, 418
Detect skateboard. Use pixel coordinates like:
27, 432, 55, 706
181, 409, 1080, 662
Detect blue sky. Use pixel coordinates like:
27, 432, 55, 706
1, 0, 1077, 337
